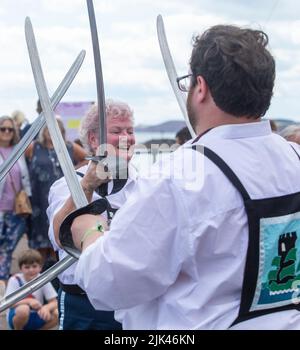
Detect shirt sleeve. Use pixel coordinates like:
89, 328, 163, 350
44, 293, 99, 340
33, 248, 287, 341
42, 282, 58, 301
47, 177, 72, 251
75, 174, 191, 311
289, 141, 300, 157
4, 276, 20, 297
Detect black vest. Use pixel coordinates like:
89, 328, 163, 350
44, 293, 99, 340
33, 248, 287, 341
193, 145, 300, 325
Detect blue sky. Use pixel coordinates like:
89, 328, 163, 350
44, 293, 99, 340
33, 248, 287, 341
0, 0, 299, 126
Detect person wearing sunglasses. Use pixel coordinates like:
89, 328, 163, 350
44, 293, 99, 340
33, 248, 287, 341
0, 116, 32, 299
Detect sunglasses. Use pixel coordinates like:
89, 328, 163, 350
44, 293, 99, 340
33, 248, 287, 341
0, 127, 14, 133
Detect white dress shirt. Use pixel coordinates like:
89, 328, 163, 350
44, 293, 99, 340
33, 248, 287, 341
47, 163, 137, 285
75, 121, 300, 329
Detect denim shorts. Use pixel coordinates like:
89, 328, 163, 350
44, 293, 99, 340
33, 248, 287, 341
8, 308, 46, 330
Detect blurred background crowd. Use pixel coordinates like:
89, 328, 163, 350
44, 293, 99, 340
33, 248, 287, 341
0, 99, 299, 329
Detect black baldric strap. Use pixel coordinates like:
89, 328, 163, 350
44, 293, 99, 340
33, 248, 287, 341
98, 182, 108, 197
192, 146, 251, 202
97, 179, 128, 197
76, 171, 128, 197
77, 170, 108, 197
60, 282, 86, 295
191, 128, 213, 144
289, 144, 300, 161
111, 179, 128, 194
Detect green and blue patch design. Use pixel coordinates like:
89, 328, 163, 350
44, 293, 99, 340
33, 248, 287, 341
251, 211, 300, 311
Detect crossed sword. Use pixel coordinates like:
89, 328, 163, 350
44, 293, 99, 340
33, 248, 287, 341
0, 11, 196, 313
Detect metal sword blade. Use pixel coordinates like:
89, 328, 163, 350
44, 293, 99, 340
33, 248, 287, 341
25, 17, 88, 210
0, 21, 87, 314
59, 1, 110, 257
156, 15, 196, 138
86, 0, 107, 155
25, 17, 87, 258
0, 50, 86, 184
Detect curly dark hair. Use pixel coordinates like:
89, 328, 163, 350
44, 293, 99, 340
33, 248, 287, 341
190, 25, 275, 118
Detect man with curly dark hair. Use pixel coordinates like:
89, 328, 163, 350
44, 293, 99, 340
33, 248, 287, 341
71, 25, 300, 330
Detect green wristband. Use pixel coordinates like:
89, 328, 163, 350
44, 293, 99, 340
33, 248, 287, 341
80, 224, 104, 249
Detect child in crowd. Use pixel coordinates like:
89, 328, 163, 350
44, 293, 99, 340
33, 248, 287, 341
5, 249, 58, 330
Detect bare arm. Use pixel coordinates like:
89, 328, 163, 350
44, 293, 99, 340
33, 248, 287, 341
42, 298, 57, 313
71, 214, 108, 251
53, 161, 111, 247
13, 297, 42, 310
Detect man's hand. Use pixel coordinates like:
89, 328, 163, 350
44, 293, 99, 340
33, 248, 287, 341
71, 214, 108, 251
29, 299, 42, 310
81, 160, 112, 194
38, 305, 52, 322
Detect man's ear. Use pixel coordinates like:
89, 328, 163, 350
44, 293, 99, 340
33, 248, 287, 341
195, 75, 208, 103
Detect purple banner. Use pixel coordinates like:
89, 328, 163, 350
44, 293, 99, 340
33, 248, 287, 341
55, 101, 94, 141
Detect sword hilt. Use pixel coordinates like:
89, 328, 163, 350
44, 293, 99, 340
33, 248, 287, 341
85, 155, 109, 171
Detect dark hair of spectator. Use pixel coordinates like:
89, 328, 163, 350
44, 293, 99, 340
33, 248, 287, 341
18, 249, 43, 268
176, 126, 192, 145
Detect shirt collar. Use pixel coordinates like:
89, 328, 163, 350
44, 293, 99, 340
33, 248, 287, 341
190, 120, 272, 144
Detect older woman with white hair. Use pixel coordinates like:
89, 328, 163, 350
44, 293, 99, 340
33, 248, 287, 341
0, 116, 31, 298
46, 99, 137, 330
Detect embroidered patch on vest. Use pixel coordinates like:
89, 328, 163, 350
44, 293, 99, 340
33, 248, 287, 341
251, 211, 300, 311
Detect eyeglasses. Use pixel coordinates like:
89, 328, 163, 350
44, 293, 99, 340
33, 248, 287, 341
0, 127, 14, 133
176, 74, 193, 92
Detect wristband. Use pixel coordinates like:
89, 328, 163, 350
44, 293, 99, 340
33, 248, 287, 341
80, 223, 104, 249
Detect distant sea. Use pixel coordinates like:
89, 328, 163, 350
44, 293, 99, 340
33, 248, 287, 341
135, 131, 176, 144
